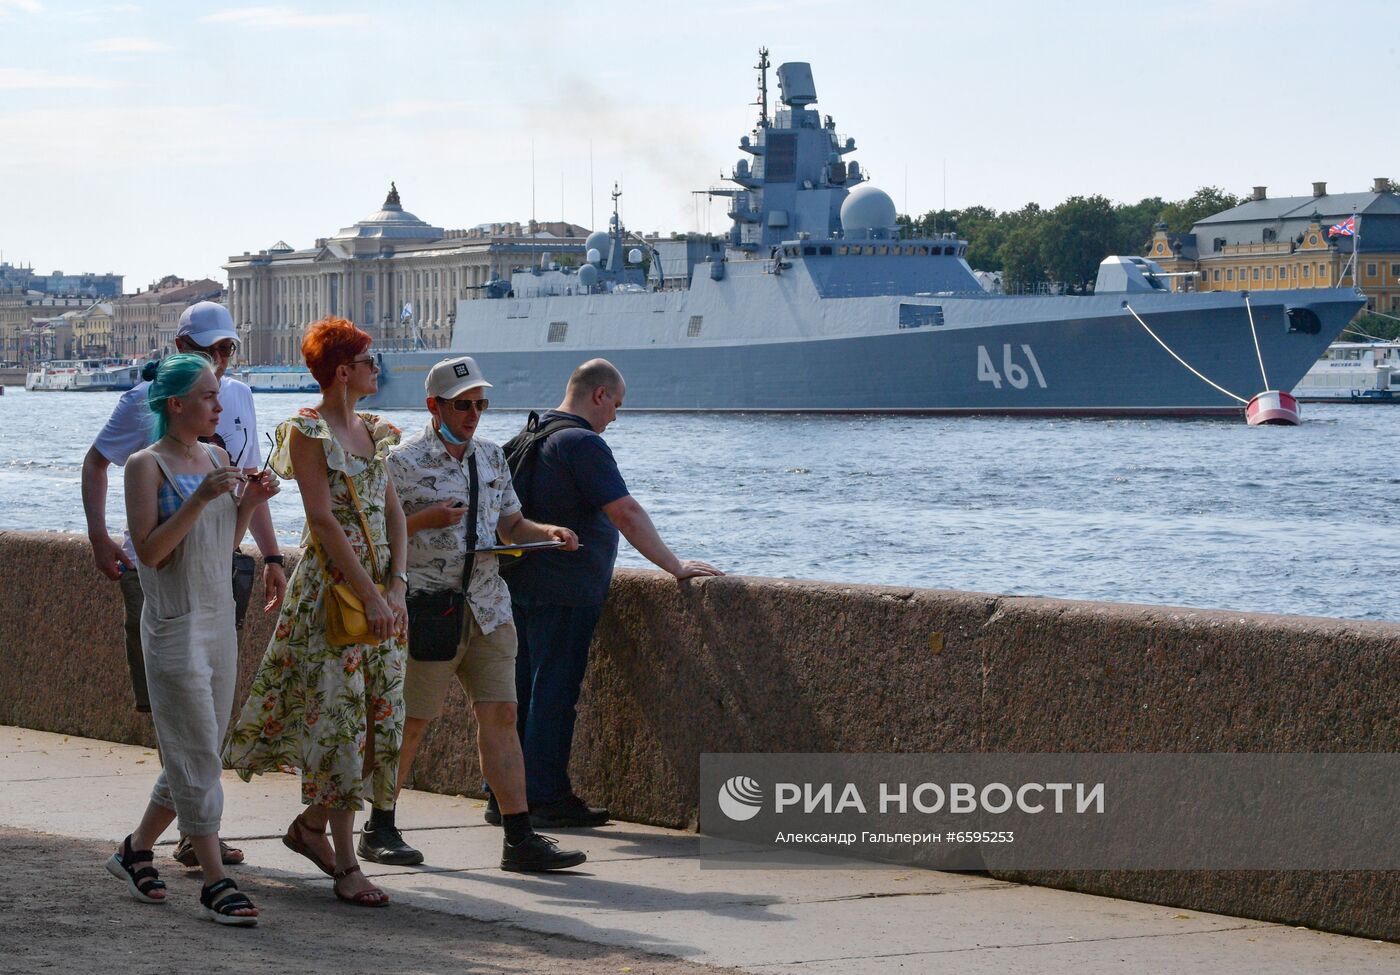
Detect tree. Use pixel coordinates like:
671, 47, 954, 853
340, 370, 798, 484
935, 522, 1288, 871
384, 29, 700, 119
1040, 195, 1118, 293
999, 224, 1047, 291
1159, 186, 1243, 233
1115, 196, 1167, 255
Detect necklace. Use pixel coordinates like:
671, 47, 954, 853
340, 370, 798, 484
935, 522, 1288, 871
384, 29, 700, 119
163, 434, 197, 459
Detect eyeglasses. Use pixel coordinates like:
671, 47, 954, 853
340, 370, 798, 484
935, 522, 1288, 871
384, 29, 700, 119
349, 356, 379, 371
439, 397, 489, 413
195, 340, 239, 359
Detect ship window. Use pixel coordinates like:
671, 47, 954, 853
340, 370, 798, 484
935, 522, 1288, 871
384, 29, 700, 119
877, 245, 889, 255
917, 245, 928, 256
547, 321, 568, 343
819, 245, 832, 256
898, 304, 944, 329
863, 246, 875, 255
687, 315, 703, 337
837, 245, 848, 255
803, 246, 816, 256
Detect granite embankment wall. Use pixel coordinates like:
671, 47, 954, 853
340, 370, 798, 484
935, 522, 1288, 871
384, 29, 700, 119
1, 530, 1395, 941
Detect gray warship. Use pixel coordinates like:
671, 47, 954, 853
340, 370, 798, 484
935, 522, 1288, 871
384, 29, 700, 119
366, 52, 1363, 416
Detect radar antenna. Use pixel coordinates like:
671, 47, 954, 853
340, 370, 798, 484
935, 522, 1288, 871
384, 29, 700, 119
754, 47, 770, 129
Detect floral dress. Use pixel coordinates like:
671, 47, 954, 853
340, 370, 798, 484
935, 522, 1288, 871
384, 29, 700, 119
223, 408, 406, 811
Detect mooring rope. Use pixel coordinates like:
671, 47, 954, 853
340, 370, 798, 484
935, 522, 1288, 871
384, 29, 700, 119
1123, 302, 1249, 405
1243, 295, 1270, 390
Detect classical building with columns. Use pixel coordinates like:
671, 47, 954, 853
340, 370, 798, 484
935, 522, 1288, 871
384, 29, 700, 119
225, 184, 589, 364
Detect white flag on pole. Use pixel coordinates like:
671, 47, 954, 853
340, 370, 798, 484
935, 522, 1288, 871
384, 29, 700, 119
401, 301, 413, 323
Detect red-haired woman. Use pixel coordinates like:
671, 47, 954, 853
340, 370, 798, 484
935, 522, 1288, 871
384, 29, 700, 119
224, 317, 408, 907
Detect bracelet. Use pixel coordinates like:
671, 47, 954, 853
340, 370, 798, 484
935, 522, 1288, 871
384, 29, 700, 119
262, 554, 285, 566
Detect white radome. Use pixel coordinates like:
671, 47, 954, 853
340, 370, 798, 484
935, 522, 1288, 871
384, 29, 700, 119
840, 184, 898, 234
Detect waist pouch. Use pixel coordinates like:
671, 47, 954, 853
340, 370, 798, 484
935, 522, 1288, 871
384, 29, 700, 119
406, 589, 464, 662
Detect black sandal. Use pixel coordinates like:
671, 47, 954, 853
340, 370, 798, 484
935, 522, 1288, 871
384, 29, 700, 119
105, 835, 167, 904
200, 877, 258, 927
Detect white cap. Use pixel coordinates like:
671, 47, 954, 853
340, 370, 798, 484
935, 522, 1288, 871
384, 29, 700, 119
426, 355, 492, 399
175, 301, 238, 348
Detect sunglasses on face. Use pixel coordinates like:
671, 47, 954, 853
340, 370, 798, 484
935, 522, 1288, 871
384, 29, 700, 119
195, 341, 238, 358
349, 356, 379, 371
439, 397, 488, 413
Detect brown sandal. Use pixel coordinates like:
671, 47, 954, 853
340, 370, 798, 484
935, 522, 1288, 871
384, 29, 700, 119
173, 836, 245, 867
282, 812, 334, 877
333, 865, 389, 908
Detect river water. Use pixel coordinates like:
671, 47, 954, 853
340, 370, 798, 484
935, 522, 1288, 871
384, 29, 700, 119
2, 387, 1395, 622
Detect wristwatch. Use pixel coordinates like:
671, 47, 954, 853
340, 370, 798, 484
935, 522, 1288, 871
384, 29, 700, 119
391, 571, 409, 585
263, 554, 285, 566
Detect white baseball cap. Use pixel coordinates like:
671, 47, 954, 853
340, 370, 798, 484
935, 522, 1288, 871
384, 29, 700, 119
426, 355, 492, 399
175, 301, 239, 348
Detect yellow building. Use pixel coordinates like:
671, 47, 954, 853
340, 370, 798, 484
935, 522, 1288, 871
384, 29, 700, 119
1148, 179, 1400, 314
71, 302, 115, 357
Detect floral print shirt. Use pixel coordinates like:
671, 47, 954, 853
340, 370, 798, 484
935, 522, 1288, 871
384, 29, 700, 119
387, 422, 521, 634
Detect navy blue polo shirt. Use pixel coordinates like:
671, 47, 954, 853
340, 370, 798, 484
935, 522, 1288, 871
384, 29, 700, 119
507, 410, 630, 606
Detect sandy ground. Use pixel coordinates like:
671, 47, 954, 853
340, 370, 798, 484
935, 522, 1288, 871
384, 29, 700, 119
0, 827, 742, 975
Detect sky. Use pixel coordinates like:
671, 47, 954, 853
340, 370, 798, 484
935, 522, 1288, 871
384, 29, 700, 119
3, 0, 1399, 290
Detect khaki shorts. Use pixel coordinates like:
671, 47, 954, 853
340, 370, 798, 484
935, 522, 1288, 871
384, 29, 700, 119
403, 617, 517, 720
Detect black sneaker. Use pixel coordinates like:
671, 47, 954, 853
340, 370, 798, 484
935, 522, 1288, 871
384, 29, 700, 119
483, 793, 501, 826
529, 795, 610, 829
501, 833, 587, 872
357, 822, 424, 866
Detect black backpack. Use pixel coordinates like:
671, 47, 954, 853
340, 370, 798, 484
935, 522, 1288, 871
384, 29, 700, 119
498, 411, 590, 569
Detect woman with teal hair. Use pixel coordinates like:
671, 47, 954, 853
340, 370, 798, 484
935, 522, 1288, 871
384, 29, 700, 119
107, 353, 280, 927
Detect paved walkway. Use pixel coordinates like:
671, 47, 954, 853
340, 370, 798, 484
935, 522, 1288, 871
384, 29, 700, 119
1, 727, 1395, 974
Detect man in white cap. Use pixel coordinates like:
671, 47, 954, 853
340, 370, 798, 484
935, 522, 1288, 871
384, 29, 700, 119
80, 300, 287, 868
374, 355, 586, 872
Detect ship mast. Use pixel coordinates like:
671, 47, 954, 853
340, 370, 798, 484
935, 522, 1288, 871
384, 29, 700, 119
755, 47, 770, 128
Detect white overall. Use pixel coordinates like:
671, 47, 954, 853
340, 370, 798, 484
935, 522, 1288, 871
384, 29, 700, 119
137, 445, 238, 836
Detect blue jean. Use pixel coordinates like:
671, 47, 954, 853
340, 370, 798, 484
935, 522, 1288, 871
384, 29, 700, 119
511, 596, 605, 807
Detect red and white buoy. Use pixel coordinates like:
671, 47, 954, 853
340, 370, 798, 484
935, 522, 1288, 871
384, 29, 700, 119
1245, 390, 1300, 426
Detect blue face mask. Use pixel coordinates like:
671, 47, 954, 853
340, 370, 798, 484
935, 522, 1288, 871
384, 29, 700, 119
435, 418, 469, 446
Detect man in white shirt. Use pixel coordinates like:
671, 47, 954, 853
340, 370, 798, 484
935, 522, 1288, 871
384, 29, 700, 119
80, 301, 286, 866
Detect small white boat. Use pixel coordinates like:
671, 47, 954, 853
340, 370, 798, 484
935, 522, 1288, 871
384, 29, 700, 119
25, 358, 145, 392
235, 365, 319, 393
1292, 341, 1400, 403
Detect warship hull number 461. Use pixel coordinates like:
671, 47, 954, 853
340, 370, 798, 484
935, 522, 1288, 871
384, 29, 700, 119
367, 52, 1362, 416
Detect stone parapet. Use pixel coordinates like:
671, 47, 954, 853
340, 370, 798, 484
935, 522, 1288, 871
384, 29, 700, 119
0, 530, 1394, 940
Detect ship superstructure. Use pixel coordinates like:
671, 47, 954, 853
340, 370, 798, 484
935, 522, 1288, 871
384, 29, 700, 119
365, 52, 1362, 415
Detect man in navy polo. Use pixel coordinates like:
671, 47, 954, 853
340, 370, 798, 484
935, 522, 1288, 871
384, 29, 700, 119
498, 358, 722, 828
